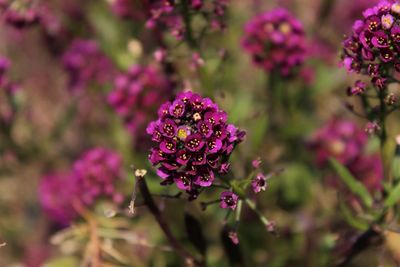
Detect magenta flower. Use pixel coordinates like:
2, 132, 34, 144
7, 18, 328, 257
108, 65, 172, 145
145, 0, 229, 39
347, 80, 367, 96
309, 118, 367, 166
348, 154, 383, 192
251, 173, 268, 193
342, 1, 400, 87
220, 191, 239, 210
110, 0, 145, 20
242, 8, 306, 76
62, 39, 115, 92
1, 0, 39, 28
38, 173, 77, 226
147, 91, 245, 197
310, 118, 383, 194
228, 231, 239, 245
331, 0, 380, 33
71, 148, 124, 206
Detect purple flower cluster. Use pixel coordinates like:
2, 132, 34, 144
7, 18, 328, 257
342, 1, 400, 88
145, 0, 229, 39
147, 91, 245, 197
62, 39, 115, 92
242, 8, 307, 76
72, 148, 124, 206
309, 118, 383, 192
110, 0, 145, 20
39, 148, 124, 225
0, 0, 39, 28
108, 65, 172, 140
38, 173, 77, 226
332, 0, 380, 35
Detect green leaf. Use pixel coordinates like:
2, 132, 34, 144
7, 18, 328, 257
184, 212, 207, 256
339, 201, 369, 231
329, 158, 373, 208
384, 181, 400, 207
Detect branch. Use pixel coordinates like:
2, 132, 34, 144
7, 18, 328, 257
335, 227, 382, 267
136, 174, 205, 267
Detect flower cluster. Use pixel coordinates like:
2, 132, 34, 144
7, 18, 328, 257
331, 0, 380, 35
147, 91, 245, 198
108, 65, 172, 144
72, 147, 124, 206
39, 148, 124, 225
0, 0, 39, 28
110, 0, 145, 20
309, 118, 383, 192
145, 0, 229, 39
62, 39, 115, 92
342, 1, 400, 88
242, 8, 307, 76
38, 173, 77, 226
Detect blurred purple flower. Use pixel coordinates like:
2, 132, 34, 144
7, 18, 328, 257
220, 191, 238, 209
251, 173, 267, 193
147, 91, 245, 197
72, 147, 124, 206
110, 0, 146, 20
310, 118, 383, 193
62, 39, 115, 92
309, 118, 367, 166
228, 231, 239, 244
1, 0, 39, 28
347, 80, 366, 96
108, 65, 172, 145
242, 8, 307, 76
145, 0, 229, 39
38, 173, 77, 226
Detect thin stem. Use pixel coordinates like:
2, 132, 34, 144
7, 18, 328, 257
182, 0, 196, 48
244, 199, 271, 227
137, 176, 205, 266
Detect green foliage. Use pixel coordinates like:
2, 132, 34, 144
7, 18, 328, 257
329, 158, 373, 208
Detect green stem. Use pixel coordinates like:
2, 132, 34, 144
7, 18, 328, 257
244, 199, 271, 227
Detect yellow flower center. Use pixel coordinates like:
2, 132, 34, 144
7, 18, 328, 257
177, 128, 188, 140
279, 23, 291, 35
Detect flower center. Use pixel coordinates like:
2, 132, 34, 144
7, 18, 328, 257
279, 22, 291, 34
177, 128, 188, 140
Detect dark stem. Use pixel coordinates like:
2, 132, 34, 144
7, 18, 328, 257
182, 0, 197, 48
137, 177, 205, 267
378, 88, 387, 150
335, 227, 382, 267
